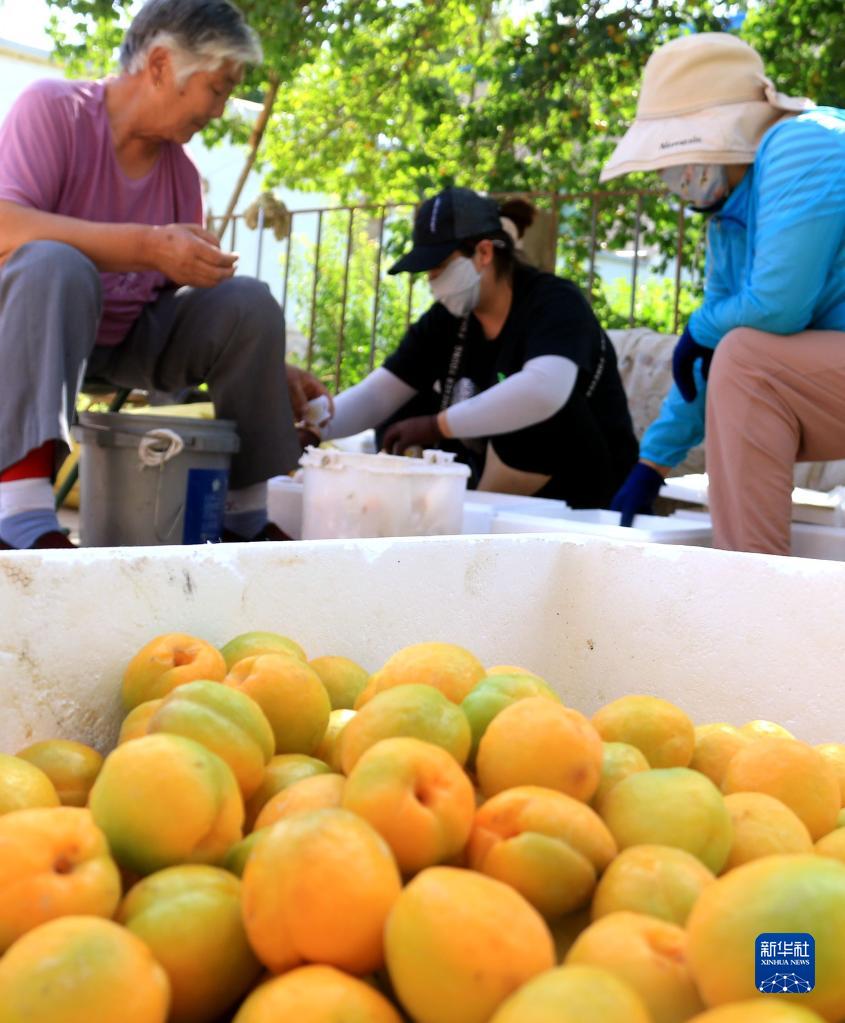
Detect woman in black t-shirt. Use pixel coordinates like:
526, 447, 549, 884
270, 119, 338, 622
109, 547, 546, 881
317, 186, 638, 507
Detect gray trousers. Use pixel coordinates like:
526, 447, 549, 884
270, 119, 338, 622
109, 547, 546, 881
0, 240, 301, 489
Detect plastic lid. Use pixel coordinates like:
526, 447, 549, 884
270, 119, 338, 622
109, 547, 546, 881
298, 446, 470, 477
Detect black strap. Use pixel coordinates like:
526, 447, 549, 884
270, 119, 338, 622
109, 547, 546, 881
584, 330, 608, 399
439, 315, 470, 412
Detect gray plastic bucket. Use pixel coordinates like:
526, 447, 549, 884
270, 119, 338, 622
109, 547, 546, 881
74, 411, 240, 547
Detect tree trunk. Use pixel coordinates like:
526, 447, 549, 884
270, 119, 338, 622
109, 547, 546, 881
214, 73, 281, 243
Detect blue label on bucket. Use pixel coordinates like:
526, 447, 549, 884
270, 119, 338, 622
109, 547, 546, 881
182, 468, 229, 544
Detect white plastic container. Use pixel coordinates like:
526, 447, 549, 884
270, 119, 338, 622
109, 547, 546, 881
269, 480, 569, 541
299, 448, 471, 540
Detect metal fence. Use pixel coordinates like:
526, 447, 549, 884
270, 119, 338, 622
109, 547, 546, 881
210, 188, 698, 391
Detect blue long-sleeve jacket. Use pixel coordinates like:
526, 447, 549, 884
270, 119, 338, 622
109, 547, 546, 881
640, 106, 845, 468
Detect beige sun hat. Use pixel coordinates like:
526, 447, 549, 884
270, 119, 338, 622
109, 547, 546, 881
600, 33, 814, 181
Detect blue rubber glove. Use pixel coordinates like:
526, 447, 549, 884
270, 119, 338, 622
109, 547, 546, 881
610, 463, 665, 528
672, 325, 714, 403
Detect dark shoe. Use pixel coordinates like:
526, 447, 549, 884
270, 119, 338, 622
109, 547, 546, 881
220, 522, 294, 543
32, 531, 77, 549
0, 530, 77, 551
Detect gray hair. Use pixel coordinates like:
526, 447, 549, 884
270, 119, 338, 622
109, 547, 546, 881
120, 0, 262, 86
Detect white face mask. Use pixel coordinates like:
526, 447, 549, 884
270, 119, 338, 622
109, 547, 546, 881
428, 255, 481, 318
658, 164, 730, 210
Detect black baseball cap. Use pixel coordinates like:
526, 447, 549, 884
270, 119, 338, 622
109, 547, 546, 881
388, 186, 503, 274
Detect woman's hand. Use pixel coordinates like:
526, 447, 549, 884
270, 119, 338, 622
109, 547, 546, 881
148, 223, 238, 287
286, 365, 334, 424
382, 414, 442, 454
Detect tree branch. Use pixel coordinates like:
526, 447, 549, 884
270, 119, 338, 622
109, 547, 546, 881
214, 71, 281, 242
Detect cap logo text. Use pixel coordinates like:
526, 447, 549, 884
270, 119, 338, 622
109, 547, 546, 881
659, 136, 704, 149
430, 196, 442, 232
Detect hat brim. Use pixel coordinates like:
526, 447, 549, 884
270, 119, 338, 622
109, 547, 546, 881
387, 241, 460, 275
600, 101, 791, 182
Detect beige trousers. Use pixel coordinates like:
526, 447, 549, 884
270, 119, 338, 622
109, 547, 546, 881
706, 326, 845, 555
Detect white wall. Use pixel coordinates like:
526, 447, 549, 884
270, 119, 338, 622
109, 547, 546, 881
0, 39, 62, 111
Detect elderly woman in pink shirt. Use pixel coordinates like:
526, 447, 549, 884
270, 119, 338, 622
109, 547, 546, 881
0, 0, 327, 549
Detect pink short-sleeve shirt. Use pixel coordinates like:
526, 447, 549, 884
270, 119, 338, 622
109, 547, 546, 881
0, 78, 204, 346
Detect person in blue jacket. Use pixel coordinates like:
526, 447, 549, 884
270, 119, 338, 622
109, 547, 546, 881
602, 32, 845, 555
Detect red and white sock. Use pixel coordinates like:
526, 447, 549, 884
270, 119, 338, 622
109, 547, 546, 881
0, 441, 60, 549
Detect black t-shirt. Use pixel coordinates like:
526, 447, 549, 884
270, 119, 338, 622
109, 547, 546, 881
383, 264, 637, 485
385, 263, 604, 400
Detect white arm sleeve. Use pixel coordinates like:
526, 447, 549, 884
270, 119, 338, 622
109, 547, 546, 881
443, 355, 578, 439
322, 367, 417, 440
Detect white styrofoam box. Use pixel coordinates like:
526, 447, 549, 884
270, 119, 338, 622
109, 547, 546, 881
299, 448, 470, 540
490, 508, 714, 547
461, 502, 496, 535
458, 492, 572, 517
267, 477, 304, 540
663, 473, 845, 527
791, 523, 845, 562
2, 534, 845, 754
670, 509, 845, 564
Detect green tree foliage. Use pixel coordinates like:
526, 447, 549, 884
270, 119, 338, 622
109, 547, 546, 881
41, 0, 842, 201
745, 0, 844, 109
41, 0, 843, 386
602, 275, 701, 334
261, 0, 511, 202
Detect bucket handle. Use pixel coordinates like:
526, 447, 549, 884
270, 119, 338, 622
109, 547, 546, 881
136, 429, 186, 542
138, 428, 185, 469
